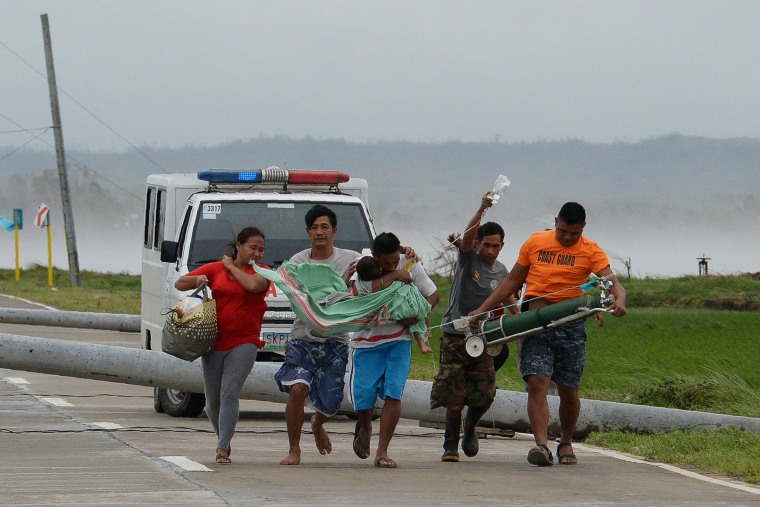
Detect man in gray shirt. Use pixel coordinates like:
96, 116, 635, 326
430, 194, 518, 462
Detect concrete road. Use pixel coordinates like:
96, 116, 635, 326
1, 295, 758, 506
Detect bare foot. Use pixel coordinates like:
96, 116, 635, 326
311, 415, 332, 455
352, 421, 371, 459
279, 449, 301, 466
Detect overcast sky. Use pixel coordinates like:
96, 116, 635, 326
3, 0, 760, 152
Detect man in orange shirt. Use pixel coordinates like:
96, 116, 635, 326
470, 202, 627, 467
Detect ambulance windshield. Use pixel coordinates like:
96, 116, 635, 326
187, 201, 373, 269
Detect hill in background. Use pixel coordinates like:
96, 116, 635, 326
1, 134, 758, 276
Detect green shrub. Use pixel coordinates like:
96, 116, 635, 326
637, 376, 726, 410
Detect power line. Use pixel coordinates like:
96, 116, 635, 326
0, 111, 35, 130
0, 127, 49, 162
0, 37, 167, 173
69, 160, 143, 201
0, 126, 51, 134
0, 110, 142, 201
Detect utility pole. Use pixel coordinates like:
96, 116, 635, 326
41, 13, 81, 287
697, 254, 711, 276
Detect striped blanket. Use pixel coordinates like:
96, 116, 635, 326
253, 262, 431, 336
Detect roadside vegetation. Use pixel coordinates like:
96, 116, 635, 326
1, 267, 758, 483
0, 264, 140, 314
417, 273, 760, 485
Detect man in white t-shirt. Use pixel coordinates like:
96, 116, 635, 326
349, 232, 439, 468
275, 206, 419, 466
275, 205, 361, 466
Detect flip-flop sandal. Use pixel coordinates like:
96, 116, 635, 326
557, 442, 578, 465
374, 457, 397, 468
527, 444, 554, 466
352, 421, 370, 459
215, 448, 231, 465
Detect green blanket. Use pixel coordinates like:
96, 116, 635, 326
253, 261, 431, 336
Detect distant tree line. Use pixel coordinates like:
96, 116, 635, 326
1, 133, 758, 240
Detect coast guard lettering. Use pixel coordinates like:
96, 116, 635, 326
538, 251, 576, 266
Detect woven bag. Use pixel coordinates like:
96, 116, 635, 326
162, 282, 218, 361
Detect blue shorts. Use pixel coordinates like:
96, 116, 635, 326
349, 340, 411, 411
519, 320, 587, 389
274, 339, 349, 417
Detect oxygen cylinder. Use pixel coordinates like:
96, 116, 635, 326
479, 294, 604, 344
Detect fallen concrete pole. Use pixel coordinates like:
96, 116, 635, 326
1, 333, 758, 437
0, 333, 296, 403
0, 308, 139, 333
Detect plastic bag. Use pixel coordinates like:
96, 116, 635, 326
175, 294, 203, 318
486, 175, 511, 203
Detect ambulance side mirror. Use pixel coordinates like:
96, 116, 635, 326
160, 241, 178, 263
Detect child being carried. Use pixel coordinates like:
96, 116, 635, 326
355, 256, 433, 354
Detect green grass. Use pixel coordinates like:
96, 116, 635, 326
408, 273, 760, 484
583, 309, 759, 415
0, 264, 140, 314
586, 428, 760, 485
412, 306, 760, 416
624, 273, 760, 311
2, 268, 759, 483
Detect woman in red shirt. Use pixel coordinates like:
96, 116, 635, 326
175, 226, 270, 465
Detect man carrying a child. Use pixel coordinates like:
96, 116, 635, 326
350, 232, 439, 468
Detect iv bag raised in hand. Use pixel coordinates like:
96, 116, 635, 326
487, 175, 511, 203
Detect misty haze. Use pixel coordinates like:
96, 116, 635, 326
1, 135, 757, 279
3, 3, 760, 280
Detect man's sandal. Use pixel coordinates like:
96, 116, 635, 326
557, 442, 578, 465
527, 444, 554, 466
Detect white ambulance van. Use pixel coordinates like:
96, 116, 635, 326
142, 167, 375, 416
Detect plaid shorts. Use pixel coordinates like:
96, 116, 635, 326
519, 320, 587, 389
429, 332, 496, 411
274, 338, 349, 417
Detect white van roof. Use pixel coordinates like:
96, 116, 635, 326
146, 173, 369, 206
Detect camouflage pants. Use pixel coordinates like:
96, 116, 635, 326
430, 332, 496, 411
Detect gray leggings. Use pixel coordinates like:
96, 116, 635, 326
201, 343, 258, 451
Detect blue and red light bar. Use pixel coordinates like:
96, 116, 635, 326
197, 167, 349, 185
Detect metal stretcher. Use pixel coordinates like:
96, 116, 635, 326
460, 290, 615, 358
